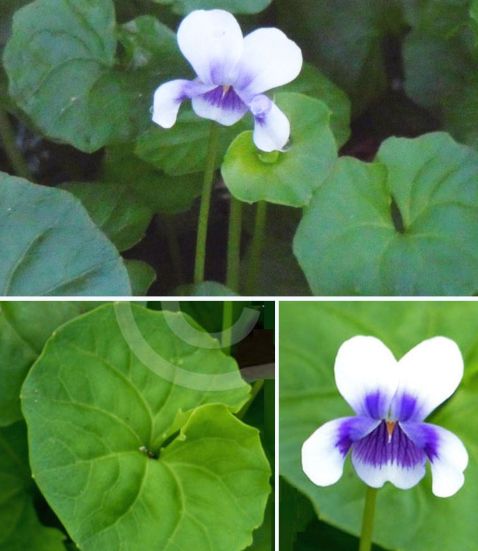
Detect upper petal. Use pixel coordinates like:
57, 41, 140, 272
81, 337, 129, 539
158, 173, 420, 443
402, 422, 468, 498
334, 336, 399, 419
250, 95, 290, 152
390, 337, 464, 422
234, 28, 302, 98
177, 10, 244, 85
302, 416, 378, 487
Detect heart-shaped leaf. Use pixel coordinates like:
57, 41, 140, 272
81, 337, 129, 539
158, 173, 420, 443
0, 172, 131, 295
294, 132, 478, 295
0, 421, 65, 550
22, 303, 270, 551
154, 0, 272, 15
0, 301, 83, 426
60, 181, 153, 252
222, 93, 337, 206
3, 1, 183, 152
136, 109, 250, 176
279, 301, 478, 551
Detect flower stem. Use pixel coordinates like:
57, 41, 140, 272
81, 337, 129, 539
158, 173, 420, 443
194, 122, 220, 284
225, 196, 242, 293
0, 107, 31, 180
245, 201, 267, 294
359, 486, 378, 551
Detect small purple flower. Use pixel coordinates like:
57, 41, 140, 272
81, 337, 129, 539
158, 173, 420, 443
302, 336, 468, 497
152, 9, 303, 152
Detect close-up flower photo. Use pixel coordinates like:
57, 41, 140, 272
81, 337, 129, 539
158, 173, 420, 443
280, 301, 478, 551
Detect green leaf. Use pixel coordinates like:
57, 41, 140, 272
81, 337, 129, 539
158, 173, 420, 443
0, 172, 130, 295
275, 0, 399, 113
279, 301, 478, 551
0, 301, 83, 426
294, 132, 478, 295
102, 145, 203, 214
22, 303, 270, 551
278, 63, 351, 147
136, 109, 250, 176
222, 93, 337, 207
3, 1, 182, 152
0, 421, 65, 551
125, 259, 156, 295
175, 281, 237, 296
60, 181, 153, 252
154, 0, 272, 15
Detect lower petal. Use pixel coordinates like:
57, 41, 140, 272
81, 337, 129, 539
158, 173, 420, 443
302, 416, 378, 487
191, 85, 248, 126
351, 421, 427, 489
249, 95, 290, 152
153, 79, 212, 128
403, 422, 468, 497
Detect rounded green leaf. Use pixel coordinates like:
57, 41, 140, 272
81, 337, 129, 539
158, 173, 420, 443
22, 303, 270, 551
3, 1, 181, 152
124, 260, 156, 296
278, 63, 351, 147
0, 422, 65, 551
294, 132, 478, 295
136, 109, 250, 176
0, 173, 131, 295
155, 0, 272, 15
222, 93, 337, 207
102, 145, 203, 214
280, 301, 478, 551
61, 181, 153, 252
0, 302, 83, 426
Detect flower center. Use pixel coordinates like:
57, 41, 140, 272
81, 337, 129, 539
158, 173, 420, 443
386, 420, 396, 442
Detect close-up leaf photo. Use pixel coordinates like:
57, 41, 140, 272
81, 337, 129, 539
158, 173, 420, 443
2, 0, 478, 296
0, 300, 274, 550
279, 301, 478, 551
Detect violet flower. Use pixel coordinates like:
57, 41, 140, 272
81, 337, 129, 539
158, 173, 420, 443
302, 336, 468, 497
152, 9, 303, 152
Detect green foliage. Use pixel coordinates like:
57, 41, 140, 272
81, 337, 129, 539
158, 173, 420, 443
22, 303, 271, 551
3, 0, 184, 152
280, 301, 478, 551
0, 172, 131, 295
0, 422, 65, 550
294, 133, 478, 295
222, 93, 337, 206
154, 0, 272, 15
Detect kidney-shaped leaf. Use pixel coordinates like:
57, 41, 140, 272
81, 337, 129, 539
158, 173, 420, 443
0, 422, 65, 551
0, 173, 131, 295
222, 93, 337, 206
155, 0, 272, 15
3, 1, 181, 152
22, 303, 270, 551
0, 302, 83, 426
279, 301, 478, 551
294, 132, 478, 295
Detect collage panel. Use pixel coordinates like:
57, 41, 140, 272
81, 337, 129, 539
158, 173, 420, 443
0, 300, 275, 550
279, 300, 477, 551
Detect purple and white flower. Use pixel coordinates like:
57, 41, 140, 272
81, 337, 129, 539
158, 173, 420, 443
152, 9, 303, 152
302, 336, 468, 498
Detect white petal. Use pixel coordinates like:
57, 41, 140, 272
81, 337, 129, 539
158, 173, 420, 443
177, 10, 244, 85
391, 337, 464, 421
250, 95, 290, 152
302, 417, 378, 487
192, 86, 248, 126
428, 424, 468, 498
351, 452, 426, 489
334, 336, 399, 418
152, 79, 191, 128
235, 28, 302, 98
